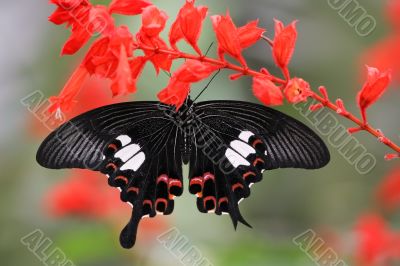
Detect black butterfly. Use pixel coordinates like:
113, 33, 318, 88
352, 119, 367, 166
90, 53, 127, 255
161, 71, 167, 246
36, 98, 330, 249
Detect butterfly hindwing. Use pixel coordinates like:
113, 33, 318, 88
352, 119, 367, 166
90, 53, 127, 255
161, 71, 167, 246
188, 112, 267, 227
189, 100, 330, 228
115, 125, 183, 248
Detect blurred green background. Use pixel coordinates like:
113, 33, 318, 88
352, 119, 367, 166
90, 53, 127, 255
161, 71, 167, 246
1, 0, 399, 265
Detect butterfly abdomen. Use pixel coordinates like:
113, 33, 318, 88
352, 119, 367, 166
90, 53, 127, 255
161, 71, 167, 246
181, 130, 191, 164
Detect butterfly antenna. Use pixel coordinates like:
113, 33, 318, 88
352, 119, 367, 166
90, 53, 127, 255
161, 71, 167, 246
205, 42, 214, 56
193, 69, 221, 103
162, 70, 172, 78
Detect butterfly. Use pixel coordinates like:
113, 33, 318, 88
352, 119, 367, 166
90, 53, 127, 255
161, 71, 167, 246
36, 98, 330, 249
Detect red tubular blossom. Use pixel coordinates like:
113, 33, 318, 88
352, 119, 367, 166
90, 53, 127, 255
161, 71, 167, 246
49, 1, 114, 55
357, 66, 392, 123
111, 45, 136, 96
252, 76, 283, 106
376, 167, 400, 210
173, 60, 221, 83
158, 60, 220, 109
48, 66, 89, 118
84, 26, 135, 79
44, 170, 124, 218
284, 77, 312, 103
141, 5, 168, 37
386, 0, 400, 30
137, 5, 172, 73
169, 0, 208, 55
211, 12, 265, 66
237, 20, 265, 49
272, 19, 297, 73
158, 80, 191, 110
355, 214, 400, 266
108, 0, 152, 15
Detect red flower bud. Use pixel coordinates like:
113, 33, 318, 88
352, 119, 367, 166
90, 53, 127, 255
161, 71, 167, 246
272, 19, 297, 71
357, 66, 392, 123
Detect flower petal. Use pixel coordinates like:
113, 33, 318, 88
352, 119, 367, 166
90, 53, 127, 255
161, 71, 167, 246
158, 79, 191, 110
238, 20, 265, 49
357, 66, 392, 122
141, 5, 168, 37
211, 12, 246, 66
272, 20, 297, 70
171, 0, 208, 55
252, 76, 284, 106
109, 0, 152, 15
111, 45, 136, 96
174, 60, 220, 83
48, 66, 89, 114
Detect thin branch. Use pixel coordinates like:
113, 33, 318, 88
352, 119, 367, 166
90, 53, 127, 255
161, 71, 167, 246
136, 44, 400, 155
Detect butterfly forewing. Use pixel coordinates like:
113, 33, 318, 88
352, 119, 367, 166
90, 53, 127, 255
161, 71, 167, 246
196, 100, 330, 169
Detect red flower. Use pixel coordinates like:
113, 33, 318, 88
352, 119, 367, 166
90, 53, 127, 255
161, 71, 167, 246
361, 1, 400, 83
43, 169, 172, 245
355, 214, 400, 266
48, 25, 142, 116
169, 0, 208, 55
140, 5, 168, 37
252, 72, 284, 106
84, 26, 140, 96
211, 12, 265, 66
386, 0, 400, 31
49, 1, 114, 55
137, 5, 172, 73
357, 66, 392, 123
376, 167, 400, 210
158, 60, 220, 109
158, 80, 191, 110
48, 66, 89, 118
272, 19, 297, 76
284, 77, 312, 103
108, 0, 152, 15
361, 36, 400, 84
172, 59, 221, 83
44, 169, 124, 218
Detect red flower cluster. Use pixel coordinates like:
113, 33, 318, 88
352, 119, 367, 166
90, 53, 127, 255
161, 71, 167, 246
376, 167, 400, 210
43, 169, 172, 244
362, 0, 400, 83
48, 0, 305, 116
47, 0, 400, 157
158, 60, 221, 109
48, 0, 152, 114
44, 169, 124, 218
355, 214, 400, 266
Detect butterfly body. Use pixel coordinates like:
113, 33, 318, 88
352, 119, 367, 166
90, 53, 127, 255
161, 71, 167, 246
37, 99, 330, 249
